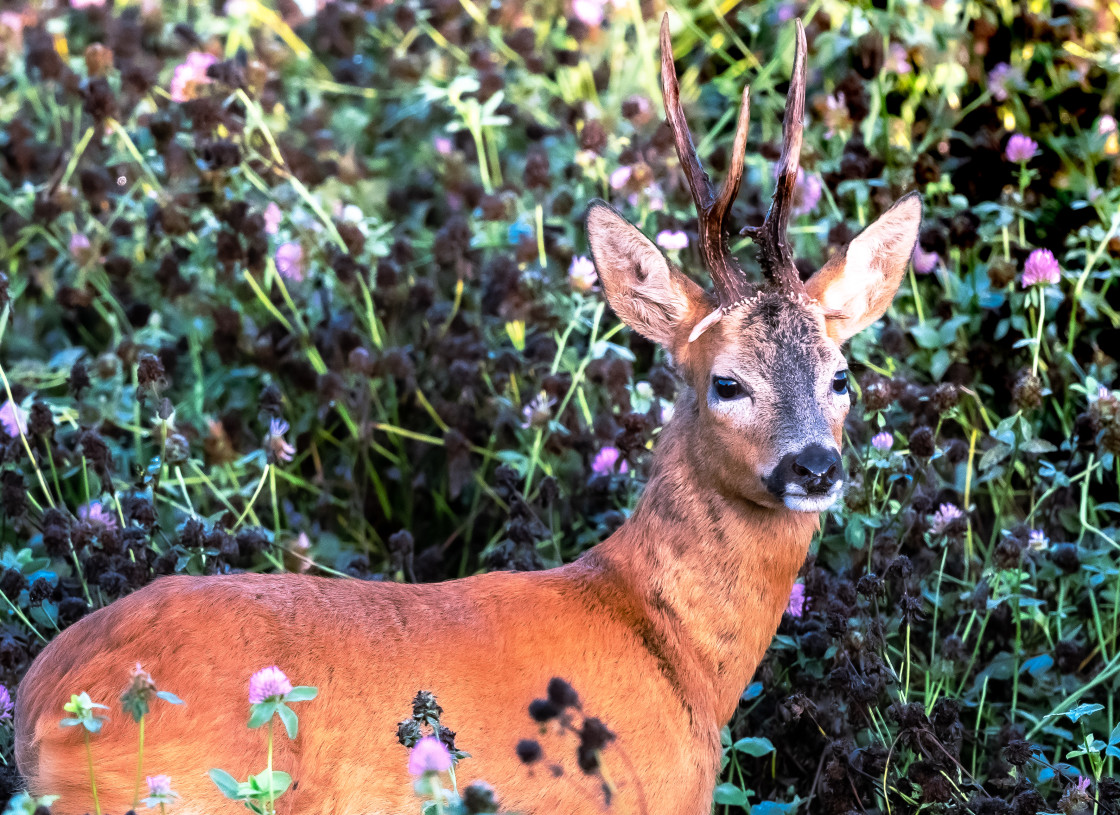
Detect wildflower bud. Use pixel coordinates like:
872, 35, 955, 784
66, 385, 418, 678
862, 379, 893, 412
84, 43, 114, 76
546, 678, 580, 711
1003, 739, 1035, 768
462, 780, 499, 813
908, 426, 936, 458
28, 577, 51, 606
528, 698, 558, 723
1089, 389, 1120, 455
120, 664, 158, 722
28, 401, 53, 436
164, 433, 190, 465
579, 120, 608, 154
0, 567, 28, 599
411, 690, 443, 722
396, 718, 422, 748
576, 718, 615, 774
1, 471, 27, 520
69, 359, 91, 398
1011, 370, 1043, 411
523, 148, 550, 190
856, 573, 883, 599
515, 739, 542, 764
95, 352, 121, 380
932, 383, 959, 413
136, 354, 166, 391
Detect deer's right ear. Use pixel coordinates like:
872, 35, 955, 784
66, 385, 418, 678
585, 201, 714, 351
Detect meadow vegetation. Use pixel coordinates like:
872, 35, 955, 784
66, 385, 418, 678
0, 0, 1118, 811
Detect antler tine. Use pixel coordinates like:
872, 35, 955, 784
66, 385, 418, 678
741, 19, 808, 293
659, 13, 753, 306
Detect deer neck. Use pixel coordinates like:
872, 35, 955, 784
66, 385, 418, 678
583, 392, 820, 725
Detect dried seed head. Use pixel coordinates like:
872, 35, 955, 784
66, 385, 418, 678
1011, 370, 1043, 411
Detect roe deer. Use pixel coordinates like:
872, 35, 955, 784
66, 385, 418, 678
15, 16, 921, 815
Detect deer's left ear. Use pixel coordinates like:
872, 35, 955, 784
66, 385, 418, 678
805, 192, 922, 343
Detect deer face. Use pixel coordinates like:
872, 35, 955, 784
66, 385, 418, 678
586, 193, 922, 513
695, 292, 848, 511
585, 15, 922, 513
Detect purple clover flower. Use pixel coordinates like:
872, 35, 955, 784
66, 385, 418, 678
569, 256, 598, 293
871, 432, 894, 452
263, 202, 282, 236
609, 166, 632, 190
1021, 248, 1060, 288
656, 230, 689, 251
79, 501, 117, 529
786, 583, 807, 617
930, 503, 964, 535
266, 419, 296, 463
0, 400, 27, 438
591, 446, 629, 476
1005, 133, 1038, 164
792, 169, 822, 216
275, 242, 304, 282
912, 246, 941, 275
170, 51, 217, 104
571, 0, 605, 27
0, 684, 12, 720
142, 774, 179, 807
248, 666, 293, 704
408, 735, 453, 776
988, 63, 1018, 102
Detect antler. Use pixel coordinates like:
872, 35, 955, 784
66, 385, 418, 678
659, 14, 753, 307
740, 20, 808, 294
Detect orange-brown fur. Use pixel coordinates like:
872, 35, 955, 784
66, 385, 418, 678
16, 407, 818, 815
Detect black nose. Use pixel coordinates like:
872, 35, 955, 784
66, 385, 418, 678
790, 444, 842, 492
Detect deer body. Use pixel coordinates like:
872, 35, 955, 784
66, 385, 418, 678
17, 408, 818, 814
16, 16, 922, 814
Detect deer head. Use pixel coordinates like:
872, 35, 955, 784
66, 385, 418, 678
586, 16, 922, 513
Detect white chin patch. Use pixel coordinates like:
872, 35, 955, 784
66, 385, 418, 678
782, 482, 843, 513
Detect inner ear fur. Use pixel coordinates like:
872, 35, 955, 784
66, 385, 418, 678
806, 192, 923, 343
585, 200, 714, 354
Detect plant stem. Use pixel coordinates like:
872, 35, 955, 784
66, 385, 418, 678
267, 718, 275, 814
1031, 291, 1045, 377
84, 731, 101, 815
428, 772, 444, 815
133, 714, 146, 809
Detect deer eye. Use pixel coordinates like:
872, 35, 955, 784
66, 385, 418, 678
712, 376, 746, 400
832, 371, 850, 395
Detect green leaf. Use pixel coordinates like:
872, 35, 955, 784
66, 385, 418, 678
712, 783, 749, 807
753, 801, 801, 814
733, 736, 776, 757
1020, 438, 1057, 454
208, 769, 243, 800
284, 686, 318, 702
248, 702, 276, 729
248, 769, 291, 798
910, 322, 943, 349
741, 682, 763, 702
1058, 703, 1104, 723
277, 703, 298, 740
157, 691, 185, 705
